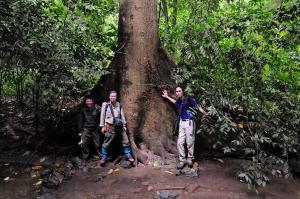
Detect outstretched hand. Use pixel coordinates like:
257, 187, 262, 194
204, 112, 211, 116
198, 105, 211, 116
202, 110, 212, 117
162, 90, 169, 98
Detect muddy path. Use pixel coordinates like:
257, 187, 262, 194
1, 157, 300, 199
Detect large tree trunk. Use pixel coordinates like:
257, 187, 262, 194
96, 0, 177, 162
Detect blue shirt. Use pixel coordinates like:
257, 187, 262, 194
176, 97, 197, 120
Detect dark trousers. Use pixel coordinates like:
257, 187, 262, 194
81, 128, 101, 159
102, 126, 129, 148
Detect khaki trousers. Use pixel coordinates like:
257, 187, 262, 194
177, 119, 195, 162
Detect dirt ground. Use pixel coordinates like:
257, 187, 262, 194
1, 157, 300, 199
1, 99, 299, 199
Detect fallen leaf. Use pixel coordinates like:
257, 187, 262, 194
92, 155, 99, 160
238, 122, 244, 129
164, 170, 174, 175
142, 181, 149, 186
137, 163, 145, 168
107, 169, 114, 175
153, 160, 160, 167
32, 166, 43, 171
34, 180, 42, 186
54, 163, 61, 168
22, 151, 31, 156
276, 170, 282, 174
217, 159, 224, 164
276, 170, 283, 177
39, 156, 47, 163
114, 168, 120, 172
232, 123, 237, 127
4, 177, 10, 181
147, 186, 153, 191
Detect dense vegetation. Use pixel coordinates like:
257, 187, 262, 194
159, 0, 299, 189
0, 0, 118, 124
0, 0, 299, 190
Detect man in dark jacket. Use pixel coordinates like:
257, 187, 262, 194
78, 97, 101, 160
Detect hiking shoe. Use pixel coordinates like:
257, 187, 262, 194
125, 154, 134, 162
100, 156, 107, 166
187, 159, 193, 167
177, 161, 186, 169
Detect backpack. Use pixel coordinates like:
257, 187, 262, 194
186, 97, 200, 118
104, 102, 122, 115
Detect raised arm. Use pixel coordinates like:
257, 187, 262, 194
190, 97, 208, 116
162, 90, 176, 104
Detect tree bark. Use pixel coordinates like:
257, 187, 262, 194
97, 0, 178, 162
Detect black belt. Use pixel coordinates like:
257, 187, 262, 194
180, 119, 191, 121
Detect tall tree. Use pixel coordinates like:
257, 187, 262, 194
98, 0, 177, 161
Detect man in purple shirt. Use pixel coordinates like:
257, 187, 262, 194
162, 86, 208, 169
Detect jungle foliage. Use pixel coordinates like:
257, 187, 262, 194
0, 0, 299, 190
159, 0, 299, 190
0, 0, 118, 124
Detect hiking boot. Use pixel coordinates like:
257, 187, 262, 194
177, 161, 186, 169
125, 154, 134, 163
100, 156, 107, 166
187, 159, 193, 167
